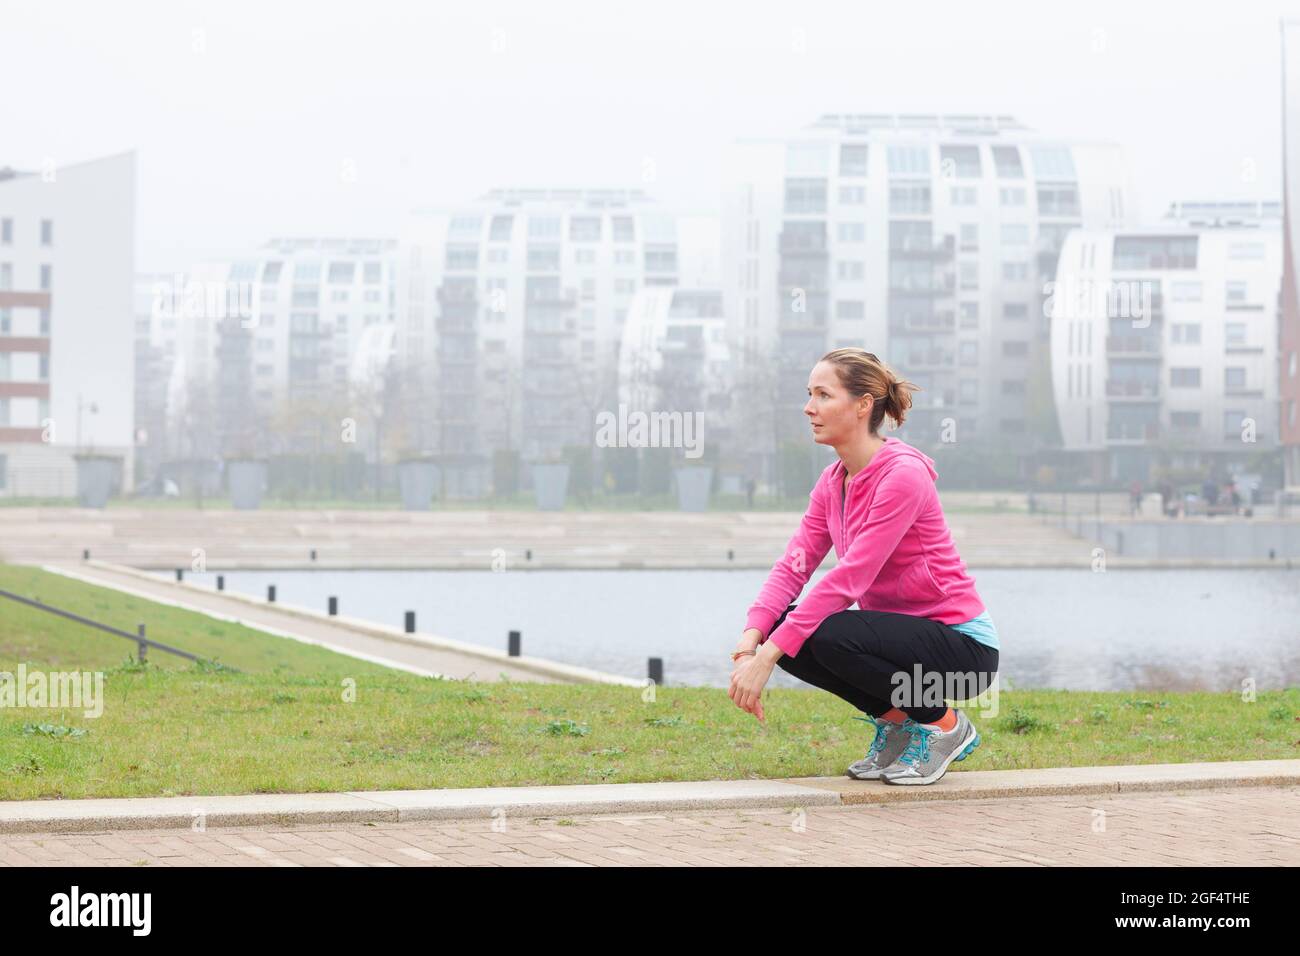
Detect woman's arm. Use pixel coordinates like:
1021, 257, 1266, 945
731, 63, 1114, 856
764, 460, 928, 659
743, 477, 834, 641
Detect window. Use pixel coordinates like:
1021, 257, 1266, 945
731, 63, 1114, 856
487, 247, 509, 264
1171, 411, 1200, 429
1225, 322, 1247, 347
0, 452, 6, 488
1224, 410, 1246, 437
785, 178, 828, 214
999, 187, 1026, 206
1225, 367, 1246, 390
262, 261, 284, 283
1171, 323, 1201, 344
959, 379, 979, 403
837, 261, 864, 280
959, 223, 979, 251
645, 247, 677, 272
1170, 280, 1202, 302
0, 263, 10, 290
960, 261, 979, 290
569, 216, 602, 241
0, 218, 11, 244
327, 262, 355, 284
839, 143, 868, 177
614, 249, 635, 265
1002, 379, 1026, 394
611, 217, 635, 242
364, 262, 382, 284
960, 302, 979, 328
449, 216, 482, 236
836, 300, 865, 319
1112, 236, 1197, 270
528, 216, 561, 240
489, 215, 514, 241
614, 279, 636, 295
1002, 340, 1028, 357
574, 248, 596, 264
40, 264, 52, 290
1000, 224, 1029, 245
991, 145, 1024, 178
39, 354, 49, 380
329, 289, 347, 302
1037, 185, 1080, 216
959, 341, 978, 365
887, 145, 930, 176
294, 260, 321, 282
889, 183, 931, 214
1003, 302, 1028, 320
939, 145, 982, 178
40, 219, 53, 245
1028, 145, 1076, 179
1002, 262, 1029, 281
446, 246, 479, 270
837, 223, 865, 242
526, 246, 559, 271
839, 185, 866, 205
1225, 280, 1248, 304
1228, 241, 1265, 260
950, 186, 977, 206
1170, 367, 1201, 388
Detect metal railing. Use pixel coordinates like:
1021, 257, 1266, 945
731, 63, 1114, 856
0, 587, 232, 669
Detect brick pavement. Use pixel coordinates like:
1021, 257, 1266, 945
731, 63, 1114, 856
2, 785, 1295, 867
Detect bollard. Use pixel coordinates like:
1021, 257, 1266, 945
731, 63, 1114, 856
328, 596, 338, 616
508, 630, 521, 656
648, 657, 664, 686
216, 574, 225, 591
405, 610, 415, 634
310, 548, 317, 562
727, 549, 734, 562
82, 549, 90, 561
267, 584, 276, 603
137, 623, 148, 664
525, 549, 533, 561
175, 568, 184, 582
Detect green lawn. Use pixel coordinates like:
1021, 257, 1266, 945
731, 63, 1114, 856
1, 563, 1296, 801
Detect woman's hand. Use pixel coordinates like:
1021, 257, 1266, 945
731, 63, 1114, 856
732, 628, 762, 662
729, 647, 776, 723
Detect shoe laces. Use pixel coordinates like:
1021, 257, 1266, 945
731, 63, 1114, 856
852, 716, 895, 761
897, 719, 938, 767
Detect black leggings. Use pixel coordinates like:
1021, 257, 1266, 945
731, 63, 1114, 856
771, 604, 999, 723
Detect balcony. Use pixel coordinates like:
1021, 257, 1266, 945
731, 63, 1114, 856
901, 349, 957, 369
889, 273, 956, 297
1106, 422, 1160, 443
1105, 335, 1161, 357
890, 234, 955, 259
1105, 379, 1160, 400
779, 231, 828, 255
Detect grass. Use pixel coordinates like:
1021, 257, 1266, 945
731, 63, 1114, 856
1, 563, 1297, 801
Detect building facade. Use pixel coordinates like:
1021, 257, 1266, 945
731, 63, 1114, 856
0, 152, 135, 497
722, 114, 1134, 476
1281, 19, 1300, 491
397, 189, 701, 496
1050, 201, 1282, 483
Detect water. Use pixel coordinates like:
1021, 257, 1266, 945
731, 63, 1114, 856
157, 568, 1300, 692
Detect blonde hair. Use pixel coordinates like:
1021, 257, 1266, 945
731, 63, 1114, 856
819, 348, 920, 433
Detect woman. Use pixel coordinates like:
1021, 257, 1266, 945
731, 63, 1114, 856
728, 348, 1000, 786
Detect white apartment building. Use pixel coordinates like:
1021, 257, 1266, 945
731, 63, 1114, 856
0, 152, 135, 497
1050, 201, 1282, 482
722, 114, 1134, 465
397, 189, 702, 496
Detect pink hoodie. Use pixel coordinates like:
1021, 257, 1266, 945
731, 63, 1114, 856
746, 436, 986, 658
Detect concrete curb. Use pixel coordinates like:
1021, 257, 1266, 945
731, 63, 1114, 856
2, 760, 1296, 834
46, 560, 644, 688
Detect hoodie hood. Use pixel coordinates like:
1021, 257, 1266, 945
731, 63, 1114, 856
837, 436, 938, 485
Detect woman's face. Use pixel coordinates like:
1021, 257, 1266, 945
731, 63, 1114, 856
804, 361, 871, 446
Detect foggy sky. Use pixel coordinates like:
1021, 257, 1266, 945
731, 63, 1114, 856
2, 0, 1293, 273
